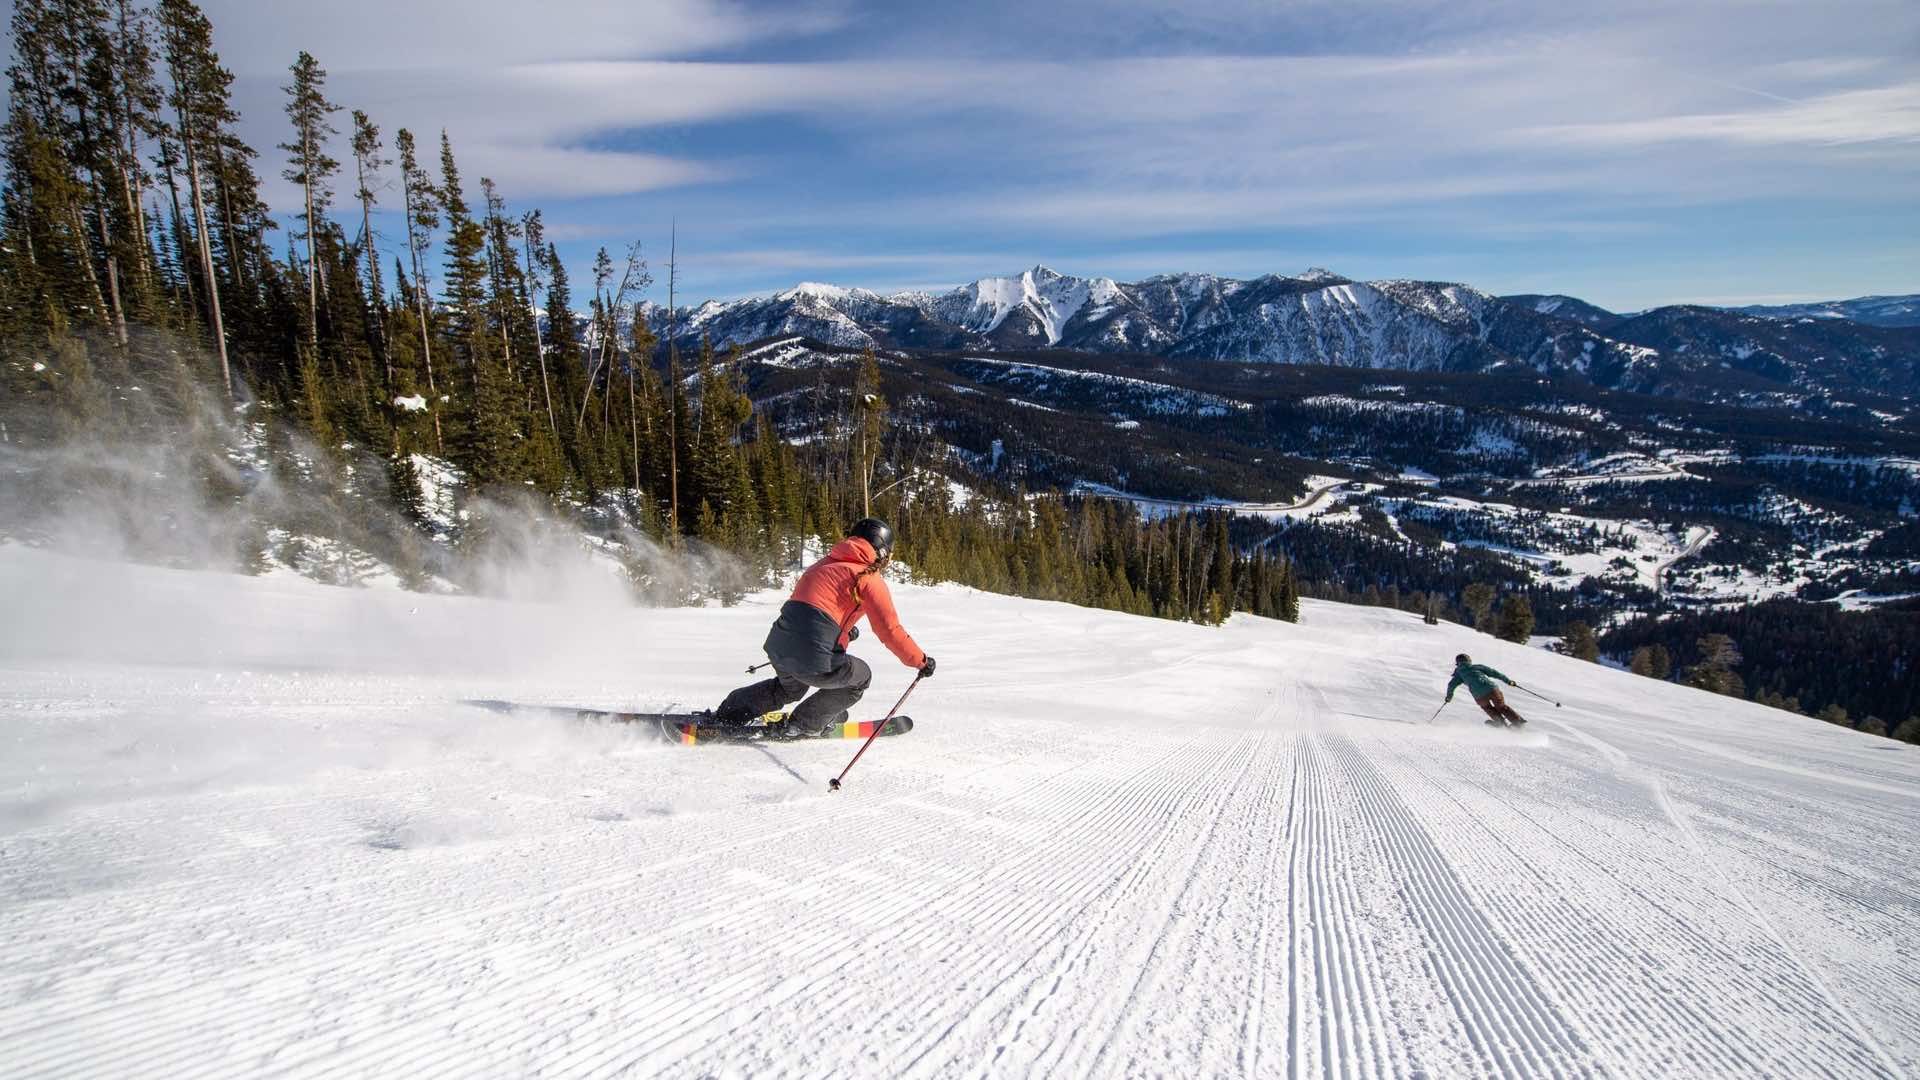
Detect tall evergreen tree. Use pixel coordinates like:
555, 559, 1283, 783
392, 128, 441, 449
434, 131, 486, 358
1685, 633, 1744, 697
279, 50, 338, 355
154, 0, 233, 395
1462, 582, 1496, 632
1562, 621, 1600, 662
348, 109, 389, 384
1495, 594, 1535, 643
520, 211, 557, 439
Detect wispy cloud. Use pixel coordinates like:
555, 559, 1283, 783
1525, 84, 1920, 148
199, 0, 1920, 309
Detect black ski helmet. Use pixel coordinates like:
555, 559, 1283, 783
849, 517, 893, 556
1455, 653, 1471, 665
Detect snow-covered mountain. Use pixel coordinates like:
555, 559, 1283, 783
1501, 293, 1623, 330
647, 266, 1665, 388
5, 544, 1916, 1076
1733, 293, 1920, 329
642, 267, 1920, 403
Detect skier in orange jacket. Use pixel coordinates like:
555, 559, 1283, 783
714, 518, 935, 734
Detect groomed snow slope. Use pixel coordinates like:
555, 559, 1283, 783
3, 547, 1917, 1078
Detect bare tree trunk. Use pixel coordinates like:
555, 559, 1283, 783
668, 357, 679, 538
357, 179, 386, 387
400, 179, 441, 451
666, 224, 679, 538
183, 141, 231, 397
159, 147, 194, 315
521, 235, 555, 438
115, 1, 154, 291
575, 258, 639, 430
216, 153, 242, 299
626, 304, 639, 496
301, 132, 319, 353
860, 421, 871, 517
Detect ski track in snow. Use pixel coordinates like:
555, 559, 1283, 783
2, 548, 1917, 1078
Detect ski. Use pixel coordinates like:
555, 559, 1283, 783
463, 700, 915, 744
661, 715, 914, 745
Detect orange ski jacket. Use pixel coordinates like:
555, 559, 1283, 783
785, 537, 926, 669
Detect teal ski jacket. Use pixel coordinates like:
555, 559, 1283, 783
1446, 662, 1515, 702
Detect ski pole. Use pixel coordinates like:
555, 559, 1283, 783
1512, 683, 1562, 708
828, 673, 922, 793
745, 660, 774, 674
1426, 702, 1447, 724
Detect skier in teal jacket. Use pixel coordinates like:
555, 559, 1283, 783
1446, 654, 1527, 726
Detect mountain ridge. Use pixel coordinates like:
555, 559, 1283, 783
640, 267, 1920, 405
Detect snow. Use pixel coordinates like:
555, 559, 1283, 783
1516, 452, 1687, 487
409, 452, 463, 536
1299, 394, 1460, 420
940, 267, 1106, 345
392, 394, 428, 413
3, 547, 1918, 1078
1072, 477, 1358, 522
960, 356, 1252, 415
1834, 589, 1920, 611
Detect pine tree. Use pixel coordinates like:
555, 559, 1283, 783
1495, 594, 1535, 643
348, 109, 389, 386
107, 0, 164, 315
393, 127, 441, 450
462, 349, 522, 486
542, 241, 588, 475
154, 0, 233, 395
519, 210, 557, 439
1208, 511, 1234, 611
1893, 716, 1920, 744
1562, 621, 1600, 662
1684, 634, 1744, 697
435, 131, 487, 359
1462, 582, 1496, 632
279, 50, 338, 355
1278, 557, 1301, 623
2, 88, 101, 338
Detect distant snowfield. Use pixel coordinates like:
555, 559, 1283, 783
3, 547, 1916, 1078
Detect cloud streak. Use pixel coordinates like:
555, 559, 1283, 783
194, 0, 1920, 310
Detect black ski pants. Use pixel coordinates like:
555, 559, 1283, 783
718, 651, 872, 733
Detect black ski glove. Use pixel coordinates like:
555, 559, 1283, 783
846, 626, 860, 641
918, 656, 936, 679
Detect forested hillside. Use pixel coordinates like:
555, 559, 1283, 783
0, 0, 1302, 629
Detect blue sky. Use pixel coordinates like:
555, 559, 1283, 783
182, 0, 1920, 311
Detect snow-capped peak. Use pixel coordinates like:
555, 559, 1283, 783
937, 266, 1114, 345
783, 281, 855, 302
